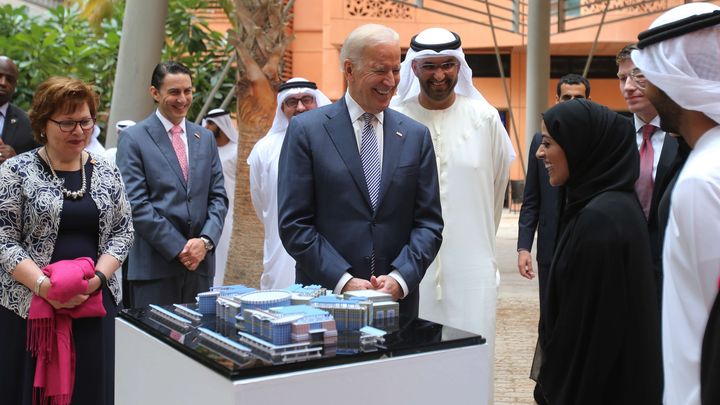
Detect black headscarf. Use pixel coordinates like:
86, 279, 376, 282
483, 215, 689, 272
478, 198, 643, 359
542, 99, 639, 223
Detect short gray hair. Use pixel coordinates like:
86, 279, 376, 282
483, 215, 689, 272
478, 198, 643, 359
339, 24, 400, 71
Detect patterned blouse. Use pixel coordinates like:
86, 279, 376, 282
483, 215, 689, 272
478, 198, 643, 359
0, 150, 134, 318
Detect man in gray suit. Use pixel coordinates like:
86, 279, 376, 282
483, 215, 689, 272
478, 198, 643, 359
277, 24, 443, 318
0, 56, 37, 165
117, 61, 228, 307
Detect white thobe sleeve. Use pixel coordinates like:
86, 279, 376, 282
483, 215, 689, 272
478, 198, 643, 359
247, 146, 265, 221
491, 115, 512, 232
672, 175, 720, 309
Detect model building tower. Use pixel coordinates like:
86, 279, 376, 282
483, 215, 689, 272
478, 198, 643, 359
309, 291, 399, 331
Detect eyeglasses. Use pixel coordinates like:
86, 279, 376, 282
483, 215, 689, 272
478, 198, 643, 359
284, 95, 315, 108
629, 68, 647, 90
48, 118, 96, 132
419, 61, 459, 73
618, 68, 648, 90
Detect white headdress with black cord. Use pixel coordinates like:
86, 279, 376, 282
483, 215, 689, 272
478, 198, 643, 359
393, 27, 515, 161
115, 120, 136, 132
205, 109, 239, 143
394, 27, 488, 105
266, 77, 332, 135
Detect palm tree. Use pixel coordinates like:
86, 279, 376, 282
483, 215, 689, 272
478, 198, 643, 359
218, 0, 295, 287
66, 0, 117, 29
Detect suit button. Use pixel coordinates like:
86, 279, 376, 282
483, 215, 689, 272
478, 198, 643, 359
187, 197, 192, 203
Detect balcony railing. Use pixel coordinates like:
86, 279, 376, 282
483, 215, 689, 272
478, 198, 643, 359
388, 0, 699, 36
21, 0, 63, 8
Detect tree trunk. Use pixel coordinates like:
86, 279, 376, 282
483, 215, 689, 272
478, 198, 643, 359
224, 125, 266, 287
220, 0, 293, 288
225, 72, 277, 288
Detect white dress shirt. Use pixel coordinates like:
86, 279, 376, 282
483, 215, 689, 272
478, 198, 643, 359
155, 110, 189, 161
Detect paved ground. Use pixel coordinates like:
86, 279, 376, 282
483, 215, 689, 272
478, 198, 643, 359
494, 209, 540, 404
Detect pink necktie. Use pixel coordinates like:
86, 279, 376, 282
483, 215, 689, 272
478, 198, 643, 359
170, 125, 189, 182
635, 124, 655, 218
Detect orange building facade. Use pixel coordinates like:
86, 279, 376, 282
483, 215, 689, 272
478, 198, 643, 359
287, 0, 713, 180
213, 0, 713, 180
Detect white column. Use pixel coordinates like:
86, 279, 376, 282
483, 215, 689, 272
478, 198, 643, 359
525, 1, 551, 147
106, 0, 168, 147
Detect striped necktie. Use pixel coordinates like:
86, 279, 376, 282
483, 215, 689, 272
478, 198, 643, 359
360, 112, 381, 209
360, 112, 381, 276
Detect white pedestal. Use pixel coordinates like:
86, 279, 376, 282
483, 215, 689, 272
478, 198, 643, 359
116, 318, 489, 405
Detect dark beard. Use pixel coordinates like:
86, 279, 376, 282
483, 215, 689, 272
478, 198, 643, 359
420, 77, 458, 102
653, 90, 683, 135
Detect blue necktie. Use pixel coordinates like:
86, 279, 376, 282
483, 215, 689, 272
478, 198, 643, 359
360, 112, 381, 276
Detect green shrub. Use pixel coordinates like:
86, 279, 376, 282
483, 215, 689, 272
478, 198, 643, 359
0, 1, 235, 138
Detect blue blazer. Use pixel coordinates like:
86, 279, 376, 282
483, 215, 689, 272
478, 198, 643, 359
116, 113, 228, 281
518, 133, 560, 266
277, 98, 443, 317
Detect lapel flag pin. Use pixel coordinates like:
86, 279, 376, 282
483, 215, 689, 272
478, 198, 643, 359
193, 132, 200, 139
396, 131, 403, 137
10, 118, 17, 124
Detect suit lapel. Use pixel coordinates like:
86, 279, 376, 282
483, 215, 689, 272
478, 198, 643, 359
147, 115, 188, 191
2, 105, 19, 144
378, 109, 405, 208
186, 122, 202, 189
324, 99, 374, 210
655, 135, 677, 189
651, 134, 678, 215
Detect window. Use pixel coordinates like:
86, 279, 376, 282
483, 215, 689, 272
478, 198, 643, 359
466, 54, 511, 77
401, 53, 511, 78
550, 55, 619, 79
564, 0, 582, 18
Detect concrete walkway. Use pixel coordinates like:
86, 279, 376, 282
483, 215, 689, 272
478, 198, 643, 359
495, 209, 540, 404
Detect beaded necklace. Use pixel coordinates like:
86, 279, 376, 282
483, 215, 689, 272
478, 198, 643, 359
43, 147, 87, 200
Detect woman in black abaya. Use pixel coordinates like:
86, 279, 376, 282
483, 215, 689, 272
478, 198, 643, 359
535, 99, 662, 405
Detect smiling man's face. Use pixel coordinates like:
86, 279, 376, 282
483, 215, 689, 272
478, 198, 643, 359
344, 41, 400, 114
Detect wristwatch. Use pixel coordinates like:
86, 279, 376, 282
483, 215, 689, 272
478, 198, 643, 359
200, 236, 214, 251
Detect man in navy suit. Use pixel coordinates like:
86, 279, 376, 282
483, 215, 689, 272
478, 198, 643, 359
0, 56, 37, 165
117, 61, 228, 307
277, 24, 443, 318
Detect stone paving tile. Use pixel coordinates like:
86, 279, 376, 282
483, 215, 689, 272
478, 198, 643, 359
494, 210, 540, 405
